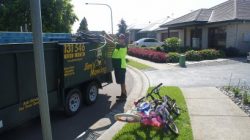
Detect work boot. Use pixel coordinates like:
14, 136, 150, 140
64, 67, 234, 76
116, 93, 127, 100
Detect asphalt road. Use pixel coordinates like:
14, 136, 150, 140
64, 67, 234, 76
0, 71, 134, 140
146, 61, 250, 87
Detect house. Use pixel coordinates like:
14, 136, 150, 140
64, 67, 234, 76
127, 24, 148, 43
127, 18, 171, 43
158, 0, 250, 52
138, 18, 171, 41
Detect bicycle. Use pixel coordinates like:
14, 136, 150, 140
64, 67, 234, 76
114, 83, 179, 135
135, 83, 181, 116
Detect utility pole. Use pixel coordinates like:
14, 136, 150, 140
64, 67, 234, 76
29, 0, 53, 140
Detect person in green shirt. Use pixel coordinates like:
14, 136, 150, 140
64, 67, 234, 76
104, 32, 128, 100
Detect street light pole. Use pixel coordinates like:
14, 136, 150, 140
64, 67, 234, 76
29, 0, 53, 140
85, 3, 113, 34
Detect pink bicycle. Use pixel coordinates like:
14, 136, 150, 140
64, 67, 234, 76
114, 83, 179, 135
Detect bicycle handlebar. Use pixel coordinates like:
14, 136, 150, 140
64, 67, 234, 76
149, 83, 163, 95
134, 83, 163, 106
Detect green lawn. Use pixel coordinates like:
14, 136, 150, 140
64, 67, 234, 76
127, 59, 151, 70
113, 87, 193, 140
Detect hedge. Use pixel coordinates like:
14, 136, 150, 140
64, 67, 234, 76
129, 48, 224, 63
166, 52, 180, 63
185, 49, 224, 61
128, 48, 166, 63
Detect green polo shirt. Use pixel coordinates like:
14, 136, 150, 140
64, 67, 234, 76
112, 43, 127, 69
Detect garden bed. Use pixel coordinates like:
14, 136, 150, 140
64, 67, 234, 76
128, 47, 224, 64
219, 86, 250, 116
128, 48, 166, 63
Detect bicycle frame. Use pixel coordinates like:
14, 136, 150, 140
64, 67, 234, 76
115, 83, 180, 135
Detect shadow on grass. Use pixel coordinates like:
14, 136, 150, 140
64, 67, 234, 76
114, 123, 178, 140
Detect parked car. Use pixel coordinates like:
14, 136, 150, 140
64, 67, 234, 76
133, 38, 164, 47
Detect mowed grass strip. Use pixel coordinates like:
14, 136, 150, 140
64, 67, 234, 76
113, 86, 193, 140
126, 59, 151, 70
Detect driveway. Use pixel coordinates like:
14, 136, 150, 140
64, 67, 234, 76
145, 62, 250, 87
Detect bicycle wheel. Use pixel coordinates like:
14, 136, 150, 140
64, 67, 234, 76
114, 113, 141, 123
172, 103, 181, 116
168, 99, 181, 116
167, 122, 179, 135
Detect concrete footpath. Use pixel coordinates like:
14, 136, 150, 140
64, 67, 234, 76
181, 87, 250, 140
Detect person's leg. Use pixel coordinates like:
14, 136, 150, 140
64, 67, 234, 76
121, 83, 127, 96
117, 69, 127, 99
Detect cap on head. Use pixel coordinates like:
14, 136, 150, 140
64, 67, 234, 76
118, 34, 126, 39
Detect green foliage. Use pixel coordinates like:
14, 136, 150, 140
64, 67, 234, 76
199, 49, 222, 60
0, 0, 78, 32
118, 18, 127, 35
77, 17, 88, 32
166, 52, 180, 63
113, 87, 193, 140
178, 46, 195, 53
156, 46, 162, 52
225, 86, 231, 92
184, 49, 224, 61
242, 91, 250, 105
185, 50, 202, 61
164, 37, 180, 48
233, 88, 241, 97
163, 37, 181, 52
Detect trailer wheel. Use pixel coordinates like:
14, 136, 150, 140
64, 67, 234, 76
84, 82, 99, 105
65, 88, 82, 116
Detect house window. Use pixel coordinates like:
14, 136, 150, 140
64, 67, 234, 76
161, 33, 168, 41
191, 29, 202, 48
208, 27, 226, 49
169, 32, 179, 38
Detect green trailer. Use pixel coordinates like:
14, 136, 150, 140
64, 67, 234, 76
0, 41, 115, 132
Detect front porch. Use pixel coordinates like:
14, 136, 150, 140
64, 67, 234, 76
158, 24, 227, 50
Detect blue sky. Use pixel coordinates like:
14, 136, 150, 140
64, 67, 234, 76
71, 0, 227, 33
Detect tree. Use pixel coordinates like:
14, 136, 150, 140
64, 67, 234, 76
117, 18, 127, 35
77, 17, 88, 32
0, 0, 78, 33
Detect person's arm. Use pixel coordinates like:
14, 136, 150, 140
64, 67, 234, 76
102, 31, 116, 47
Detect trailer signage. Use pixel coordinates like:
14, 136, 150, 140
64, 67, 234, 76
19, 98, 39, 112
64, 44, 85, 61
84, 62, 107, 76
64, 66, 75, 77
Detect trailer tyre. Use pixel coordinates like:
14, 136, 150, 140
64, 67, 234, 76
65, 88, 82, 116
84, 82, 99, 105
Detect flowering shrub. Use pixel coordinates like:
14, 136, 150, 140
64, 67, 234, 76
199, 49, 224, 59
166, 52, 180, 63
128, 48, 166, 63
185, 50, 202, 61
185, 49, 224, 61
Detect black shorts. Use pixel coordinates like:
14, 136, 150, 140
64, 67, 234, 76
114, 68, 126, 84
